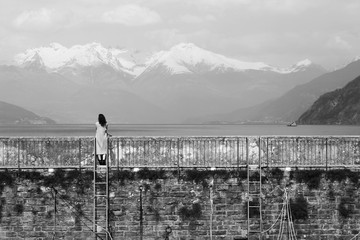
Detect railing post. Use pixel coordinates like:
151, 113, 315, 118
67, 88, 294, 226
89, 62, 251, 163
117, 138, 120, 171
246, 137, 249, 166
17, 139, 20, 174
236, 138, 239, 167
325, 138, 328, 171
78, 138, 82, 170
258, 137, 261, 168
142, 140, 145, 165
266, 137, 269, 168
177, 138, 180, 181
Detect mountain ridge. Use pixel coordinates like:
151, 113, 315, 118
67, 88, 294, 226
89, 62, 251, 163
7, 42, 359, 124
189, 59, 360, 124
14, 42, 324, 78
0, 100, 55, 124
298, 75, 360, 125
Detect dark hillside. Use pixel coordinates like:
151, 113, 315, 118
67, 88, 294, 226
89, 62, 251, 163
0, 100, 55, 124
298, 75, 360, 125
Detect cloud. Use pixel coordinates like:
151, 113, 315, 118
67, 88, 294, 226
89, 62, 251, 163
146, 28, 185, 48
13, 8, 73, 31
102, 4, 161, 26
146, 28, 211, 50
250, 0, 314, 13
326, 35, 352, 50
179, 14, 216, 24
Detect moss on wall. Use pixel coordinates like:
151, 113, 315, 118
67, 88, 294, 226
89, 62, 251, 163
0, 168, 359, 239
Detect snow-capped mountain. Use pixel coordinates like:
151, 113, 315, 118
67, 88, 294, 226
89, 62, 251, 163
143, 43, 273, 74
130, 43, 327, 120
14, 42, 145, 76
9, 42, 329, 123
14, 42, 323, 79
140, 43, 317, 76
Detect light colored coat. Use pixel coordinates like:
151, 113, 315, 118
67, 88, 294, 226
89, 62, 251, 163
95, 122, 108, 155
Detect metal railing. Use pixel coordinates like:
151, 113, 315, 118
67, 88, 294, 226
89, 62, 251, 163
0, 136, 360, 169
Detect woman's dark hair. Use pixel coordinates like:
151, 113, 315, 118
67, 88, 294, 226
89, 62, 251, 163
98, 114, 107, 127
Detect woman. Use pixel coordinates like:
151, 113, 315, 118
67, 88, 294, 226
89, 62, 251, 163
95, 114, 108, 165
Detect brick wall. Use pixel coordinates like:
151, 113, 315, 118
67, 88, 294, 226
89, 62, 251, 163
0, 168, 360, 239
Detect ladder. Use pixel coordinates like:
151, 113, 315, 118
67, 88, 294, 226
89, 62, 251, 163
247, 137, 263, 240
93, 138, 110, 240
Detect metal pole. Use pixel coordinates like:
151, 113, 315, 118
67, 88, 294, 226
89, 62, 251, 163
209, 179, 214, 240
93, 138, 96, 237
79, 139, 82, 170
246, 137, 249, 238
237, 138, 240, 183
139, 185, 143, 240
325, 138, 328, 171
52, 187, 57, 239
177, 139, 180, 182
17, 139, 21, 174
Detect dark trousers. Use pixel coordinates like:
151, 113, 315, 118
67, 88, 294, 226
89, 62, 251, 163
97, 154, 106, 165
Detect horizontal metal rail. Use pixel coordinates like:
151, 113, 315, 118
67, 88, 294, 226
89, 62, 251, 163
0, 136, 359, 169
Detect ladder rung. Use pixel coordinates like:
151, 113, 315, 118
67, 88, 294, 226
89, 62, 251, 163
94, 221, 108, 224
95, 220, 107, 223
95, 182, 107, 184
95, 233, 107, 236
95, 195, 107, 197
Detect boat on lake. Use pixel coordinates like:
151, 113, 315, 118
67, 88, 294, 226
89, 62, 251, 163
287, 121, 297, 127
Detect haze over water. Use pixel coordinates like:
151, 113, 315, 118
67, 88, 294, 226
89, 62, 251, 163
1, 124, 359, 137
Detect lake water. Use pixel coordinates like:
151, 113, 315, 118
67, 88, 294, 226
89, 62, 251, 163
0, 124, 359, 137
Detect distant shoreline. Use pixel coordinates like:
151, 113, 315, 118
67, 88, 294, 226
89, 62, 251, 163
1, 124, 359, 137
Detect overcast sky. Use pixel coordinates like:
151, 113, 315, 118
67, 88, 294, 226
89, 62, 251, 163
0, 0, 359, 69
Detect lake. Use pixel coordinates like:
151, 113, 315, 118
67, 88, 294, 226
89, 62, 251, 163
0, 124, 359, 137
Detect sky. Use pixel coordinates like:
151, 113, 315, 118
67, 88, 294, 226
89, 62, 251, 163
0, 0, 360, 69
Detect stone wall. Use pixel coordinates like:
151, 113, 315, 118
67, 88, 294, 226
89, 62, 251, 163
0, 168, 360, 239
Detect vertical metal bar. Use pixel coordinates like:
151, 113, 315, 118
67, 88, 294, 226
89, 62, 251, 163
325, 138, 328, 171
197, 139, 200, 166
53, 188, 57, 238
143, 140, 146, 167
192, 138, 196, 166
237, 138, 240, 182
79, 139, 82, 170
258, 137, 261, 168
106, 139, 110, 240
93, 138, 96, 237
203, 139, 206, 166
246, 137, 249, 238
213, 139, 216, 167
266, 138, 269, 167
246, 137, 249, 166
292, 137, 295, 166
177, 138, 180, 182
117, 139, 120, 171
139, 185, 143, 240
259, 137, 262, 238
17, 139, 20, 172
212, 138, 215, 167
6, 139, 9, 166
1, 139, 3, 166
